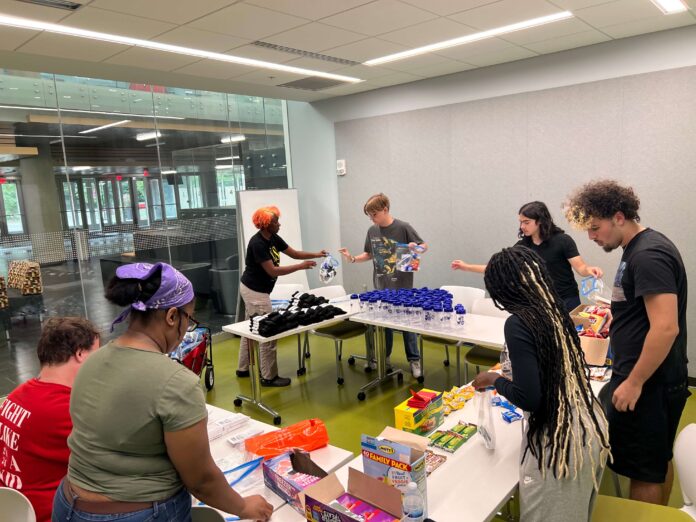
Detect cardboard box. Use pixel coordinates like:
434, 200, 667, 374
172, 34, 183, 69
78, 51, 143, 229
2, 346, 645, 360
361, 427, 428, 516
394, 389, 444, 435
580, 335, 610, 366
304, 468, 402, 522
263, 450, 327, 515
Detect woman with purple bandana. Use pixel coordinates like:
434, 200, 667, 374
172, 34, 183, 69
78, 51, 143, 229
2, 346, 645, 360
53, 262, 273, 522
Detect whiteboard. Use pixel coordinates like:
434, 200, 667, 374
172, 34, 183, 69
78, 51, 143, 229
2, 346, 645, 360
236, 188, 309, 290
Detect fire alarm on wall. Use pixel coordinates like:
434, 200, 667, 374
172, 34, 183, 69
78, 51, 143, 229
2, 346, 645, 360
336, 159, 346, 176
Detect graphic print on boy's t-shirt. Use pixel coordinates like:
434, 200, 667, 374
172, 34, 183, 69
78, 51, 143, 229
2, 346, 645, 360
612, 261, 627, 302
370, 236, 398, 275
270, 245, 280, 267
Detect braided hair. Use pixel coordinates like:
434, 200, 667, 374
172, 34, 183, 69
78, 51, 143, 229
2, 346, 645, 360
484, 246, 610, 486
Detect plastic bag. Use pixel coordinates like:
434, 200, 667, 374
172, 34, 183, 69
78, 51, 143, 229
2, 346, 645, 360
319, 254, 340, 284
396, 243, 425, 272
581, 276, 610, 304
477, 387, 496, 450
244, 419, 329, 459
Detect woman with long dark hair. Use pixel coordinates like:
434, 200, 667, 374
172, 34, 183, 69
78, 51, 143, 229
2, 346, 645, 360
473, 246, 611, 522
452, 201, 602, 311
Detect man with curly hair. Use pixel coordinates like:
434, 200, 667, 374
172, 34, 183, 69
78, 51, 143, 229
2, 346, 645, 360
565, 180, 689, 505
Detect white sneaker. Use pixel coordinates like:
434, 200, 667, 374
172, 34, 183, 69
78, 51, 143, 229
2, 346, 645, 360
410, 360, 422, 379
366, 357, 392, 371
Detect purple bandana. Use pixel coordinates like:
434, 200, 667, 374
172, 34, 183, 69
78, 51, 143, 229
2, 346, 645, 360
110, 262, 194, 332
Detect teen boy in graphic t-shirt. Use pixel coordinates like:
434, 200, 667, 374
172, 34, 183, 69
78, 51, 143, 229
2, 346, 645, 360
339, 193, 428, 379
0, 317, 99, 522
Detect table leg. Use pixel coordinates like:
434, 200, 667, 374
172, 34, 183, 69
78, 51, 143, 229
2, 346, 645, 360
357, 325, 403, 401
233, 339, 282, 425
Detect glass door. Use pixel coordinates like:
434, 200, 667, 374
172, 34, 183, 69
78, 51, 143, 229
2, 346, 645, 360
117, 179, 134, 224
62, 180, 83, 229
82, 178, 101, 232
99, 179, 118, 226
1, 181, 25, 234
134, 178, 150, 227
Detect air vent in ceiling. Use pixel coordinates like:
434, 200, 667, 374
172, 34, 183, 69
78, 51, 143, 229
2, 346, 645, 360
16, 0, 83, 11
277, 77, 344, 91
251, 41, 360, 66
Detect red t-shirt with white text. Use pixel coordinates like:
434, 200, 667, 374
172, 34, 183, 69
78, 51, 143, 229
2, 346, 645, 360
0, 379, 72, 522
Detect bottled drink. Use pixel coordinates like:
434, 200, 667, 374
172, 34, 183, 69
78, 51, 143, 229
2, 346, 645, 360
442, 306, 453, 330
402, 482, 425, 522
349, 294, 359, 312
455, 308, 466, 328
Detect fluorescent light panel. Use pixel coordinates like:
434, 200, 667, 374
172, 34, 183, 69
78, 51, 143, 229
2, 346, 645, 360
71, 166, 92, 171
215, 165, 236, 169
220, 135, 245, 144
161, 170, 177, 174
79, 119, 130, 134
0, 133, 96, 139
364, 11, 574, 66
0, 14, 363, 84
650, 0, 688, 14
216, 155, 240, 161
0, 104, 184, 120
136, 131, 161, 141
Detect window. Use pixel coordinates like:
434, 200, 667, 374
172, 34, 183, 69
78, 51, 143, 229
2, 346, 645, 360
1, 182, 25, 234
178, 175, 203, 209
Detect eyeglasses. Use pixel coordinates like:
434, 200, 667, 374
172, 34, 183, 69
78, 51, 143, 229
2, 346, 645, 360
179, 309, 200, 333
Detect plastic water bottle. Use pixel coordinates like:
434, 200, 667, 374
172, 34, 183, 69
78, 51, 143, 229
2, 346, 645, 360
402, 482, 425, 522
350, 294, 359, 312
442, 306, 453, 330
455, 307, 466, 328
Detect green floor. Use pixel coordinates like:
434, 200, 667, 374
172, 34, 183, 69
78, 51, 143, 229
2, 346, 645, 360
204, 333, 696, 513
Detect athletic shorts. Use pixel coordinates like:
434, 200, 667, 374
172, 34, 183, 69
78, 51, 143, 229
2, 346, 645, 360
606, 377, 690, 483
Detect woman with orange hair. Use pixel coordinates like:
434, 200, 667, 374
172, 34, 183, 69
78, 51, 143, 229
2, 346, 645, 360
238, 206, 327, 387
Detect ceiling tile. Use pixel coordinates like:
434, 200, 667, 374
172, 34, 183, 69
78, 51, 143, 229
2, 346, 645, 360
330, 63, 397, 80
433, 36, 513, 61
325, 37, 407, 62
188, 3, 309, 41
547, 0, 620, 8
173, 59, 257, 79
229, 44, 298, 63
16, 32, 129, 61
524, 28, 611, 53
244, 0, 374, 20
573, 0, 669, 27
0, 0, 76, 22
379, 17, 476, 46
464, 45, 538, 67
380, 53, 452, 72
152, 27, 249, 53
369, 71, 424, 86
89, 0, 235, 25
104, 48, 201, 71
316, 81, 381, 96
321, 0, 438, 36
600, 11, 696, 38
0, 27, 40, 51
407, 59, 476, 77
233, 69, 305, 86
449, 0, 564, 30
263, 22, 366, 52
283, 57, 348, 72
399, 0, 501, 16
59, 6, 176, 39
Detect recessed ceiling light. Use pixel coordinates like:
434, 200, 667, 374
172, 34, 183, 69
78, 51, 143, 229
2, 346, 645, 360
216, 156, 240, 161
0, 104, 184, 120
215, 165, 236, 169
79, 119, 130, 134
136, 131, 161, 141
0, 133, 96, 139
364, 11, 574, 66
220, 135, 245, 144
649, 0, 688, 14
0, 14, 363, 84
161, 170, 177, 174
71, 166, 92, 171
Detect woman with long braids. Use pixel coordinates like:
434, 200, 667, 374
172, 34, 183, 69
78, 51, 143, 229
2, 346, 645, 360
452, 201, 602, 311
473, 246, 611, 522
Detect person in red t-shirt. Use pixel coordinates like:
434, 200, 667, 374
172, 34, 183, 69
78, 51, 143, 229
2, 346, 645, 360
0, 317, 100, 522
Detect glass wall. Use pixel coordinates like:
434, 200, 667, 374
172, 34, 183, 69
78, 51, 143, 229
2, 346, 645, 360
0, 68, 289, 362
